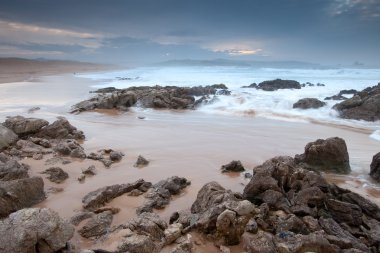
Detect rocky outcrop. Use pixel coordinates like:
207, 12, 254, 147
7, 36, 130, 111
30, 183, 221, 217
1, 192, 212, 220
221, 160, 245, 173
333, 83, 380, 121
82, 179, 150, 210
295, 137, 350, 174
0, 176, 45, 218
325, 89, 358, 101
71, 84, 230, 113
3, 116, 49, 136
34, 117, 85, 140
137, 176, 190, 214
0, 125, 18, 149
370, 152, 380, 182
0, 208, 74, 253
257, 79, 301, 91
293, 98, 326, 109
41, 167, 69, 183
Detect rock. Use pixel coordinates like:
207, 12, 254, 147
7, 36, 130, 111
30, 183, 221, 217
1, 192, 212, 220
0, 208, 74, 253
370, 152, 380, 182
137, 177, 190, 214
333, 83, 380, 121
325, 94, 347, 100
164, 223, 183, 244
171, 234, 193, 253
0, 125, 18, 149
325, 198, 362, 226
293, 98, 326, 109
257, 79, 301, 91
41, 167, 69, 183
245, 218, 258, 233
33, 153, 43, 160
243, 230, 277, 253
0, 159, 29, 181
117, 233, 161, 253
134, 155, 149, 167
15, 139, 53, 157
220, 245, 231, 253
69, 211, 94, 226
241, 83, 257, 88
109, 150, 123, 161
35, 117, 85, 140
340, 190, 380, 220
78, 211, 113, 238
0, 177, 45, 218
275, 214, 309, 235
27, 106, 41, 113
324, 89, 358, 101
93, 206, 120, 214
83, 179, 148, 210
82, 165, 96, 175
123, 212, 168, 240
54, 139, 86, 158
3, 116, 48, 136
295, 137, 351, 174
221, 160, 245, 173
78, 174, 86, 182
302, 216, 321, 232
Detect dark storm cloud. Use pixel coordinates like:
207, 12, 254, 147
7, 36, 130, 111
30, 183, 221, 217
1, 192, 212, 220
0, 0, 379, 66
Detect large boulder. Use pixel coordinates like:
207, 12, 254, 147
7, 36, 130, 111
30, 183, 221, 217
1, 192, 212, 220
370, 152, 380, 182
257, 79, 301, 91
0, 125, 18, 149
0, 176, 45, 218
35, 117, 85, 140
0, 208, 74, 253
82, 179, 149, 210
295, 137, 351, 174
293, 98, 326, 109
333, 83, 380, 121
3, 116, 48, 136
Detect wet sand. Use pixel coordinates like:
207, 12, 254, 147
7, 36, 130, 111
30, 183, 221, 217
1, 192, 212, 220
1, 74, 380, 251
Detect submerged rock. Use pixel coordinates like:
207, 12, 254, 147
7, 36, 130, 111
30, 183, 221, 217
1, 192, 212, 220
134, 155, 149, 167
41, 167, 69, 183
370, 152, 380, 182
295, 137, 350, 174
221, 160, 245, 173
333, 83, 380, 121
54, 139, 86, 158
0, 208, 74, 253
257, 79, 301, 91
293, 98, 326, 109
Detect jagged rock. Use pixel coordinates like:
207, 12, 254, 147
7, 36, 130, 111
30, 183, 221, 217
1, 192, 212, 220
302, 216, 321, 232
93, 206, 120, 214
243, 230, 277, 253
54, 139, 86, 158
0, 125, 18, 149
0, 208, 74, 253
117, 233, 161, 253
137, 177, 190, 214
0, 158, 29, 181
241, 83, 257, 88
325, 89, 358, 101
293, 98, 326, 109
78, 211, 113, 238
3, 116, 48, 136
0, 177, 45, 218
35, 117, 85, 140
295, 137, 350, 174
82, 179, 148, 210
257, 79, 301, 91
109, 150, 123, 161
134, 155, 149, 167
221, 160, 245, 173
246, 218, 258, 233
333, 83, 380, 121
69, 211, 94, 226
82, 165, 96, 175
340, 190, 380, 220
164, 223, 183, 244
171, 234, 193, 253
41, 167, 69, 183
325, 198, 362, 226
370, 152, 380, 182
16, 139, 53, 157
274, 214, 309, 235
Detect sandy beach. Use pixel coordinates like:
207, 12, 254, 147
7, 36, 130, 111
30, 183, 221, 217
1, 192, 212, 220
0, 65, 379, 251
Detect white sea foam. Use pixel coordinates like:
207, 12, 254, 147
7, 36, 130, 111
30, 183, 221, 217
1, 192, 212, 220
370, 130, 380, 141
79, 66, 380, 134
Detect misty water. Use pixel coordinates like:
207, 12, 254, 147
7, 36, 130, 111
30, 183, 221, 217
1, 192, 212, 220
80, 66, 380, 140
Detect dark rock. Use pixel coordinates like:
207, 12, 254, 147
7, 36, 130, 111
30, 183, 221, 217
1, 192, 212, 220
69, 211, 94, 226
241, 83, 257, 88
257, 79, 301, 91
0, 125, 18, 149
293, 98, 326, 109
82, 165, 96, 175
171, 234, 193, 253
0, 158, 29, 181
325, 94, 347, 101
3, 116, 48, 136
338, 89, 358, 96
54, 139, 86, 158
117, 233, 161, 253
0, 176, 45, 218
134, 155, 149, 167
27, 106, 41, 113
92, 87, 119, 93
29, 137, 51, 148
370, 152, 380, 182
109, 150, 123, 161
0, 208, 74, 253
325, 198, 362, 226
78, 211, 113, 238
295, 137, 351, 174
83, 179, 148, 210
340, 191, 380, 220
221, 160, 245, 173
41, 167, 69, 183
333, 83, 380, 121
242, 230, 277, 253
35, 117, 85, 140
15, 139, 53, 157
245, 218, 258, 233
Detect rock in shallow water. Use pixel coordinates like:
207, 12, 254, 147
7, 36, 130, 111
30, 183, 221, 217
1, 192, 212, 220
370, 152, 380, 182
221, 160, 245, 173
41, 167, 69, 183
293, 98, 326, 109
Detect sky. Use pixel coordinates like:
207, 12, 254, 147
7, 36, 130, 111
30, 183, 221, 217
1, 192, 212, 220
0, 0, 379, 67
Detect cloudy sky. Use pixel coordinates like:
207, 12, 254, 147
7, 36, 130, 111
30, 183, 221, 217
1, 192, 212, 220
0, 0, 379, 66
